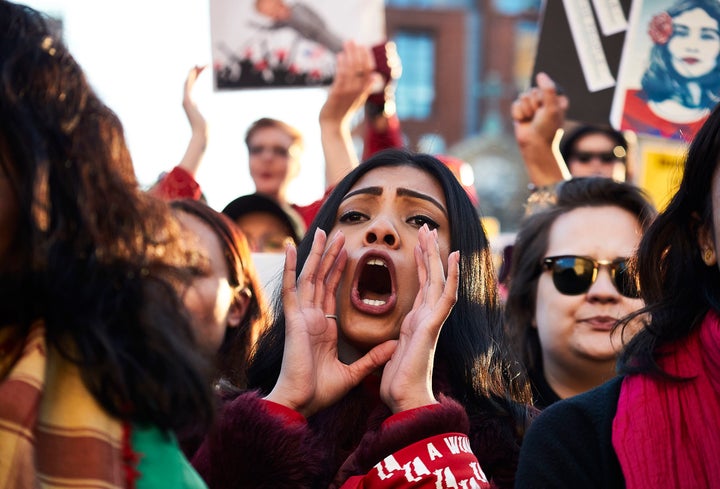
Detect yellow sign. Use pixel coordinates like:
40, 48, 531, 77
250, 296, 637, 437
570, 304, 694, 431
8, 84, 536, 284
637, 144, 685, 211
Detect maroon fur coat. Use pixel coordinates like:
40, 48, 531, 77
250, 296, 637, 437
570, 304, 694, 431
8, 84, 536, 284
191, 377, 523, 488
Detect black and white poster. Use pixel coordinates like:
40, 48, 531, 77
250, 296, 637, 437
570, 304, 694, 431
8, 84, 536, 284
209, 0, 385, 90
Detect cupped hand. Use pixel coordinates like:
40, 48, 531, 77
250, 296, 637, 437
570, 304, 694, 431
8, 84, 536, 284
380, 225, 460, 413
264, 229, 397, 417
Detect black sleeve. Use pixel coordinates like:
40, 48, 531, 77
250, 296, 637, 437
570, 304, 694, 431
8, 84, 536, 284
514, 377, 625, 489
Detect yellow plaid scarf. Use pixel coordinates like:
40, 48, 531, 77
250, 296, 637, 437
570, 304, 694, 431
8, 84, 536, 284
0, 321, 127, 489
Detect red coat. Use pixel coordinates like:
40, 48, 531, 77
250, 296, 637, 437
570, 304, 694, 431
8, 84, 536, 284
149, 166, 202, 201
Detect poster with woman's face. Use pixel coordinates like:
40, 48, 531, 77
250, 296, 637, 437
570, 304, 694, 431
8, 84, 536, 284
610, 0, 720, 142
209, 0, 385, 90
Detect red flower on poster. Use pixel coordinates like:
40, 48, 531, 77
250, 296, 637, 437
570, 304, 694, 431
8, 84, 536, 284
649, 12, 673, 45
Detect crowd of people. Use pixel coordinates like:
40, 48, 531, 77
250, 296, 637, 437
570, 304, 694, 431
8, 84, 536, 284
1, 1, 719, 488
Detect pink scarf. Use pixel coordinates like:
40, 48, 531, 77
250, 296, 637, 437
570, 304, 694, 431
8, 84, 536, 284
612, 310, 720, 488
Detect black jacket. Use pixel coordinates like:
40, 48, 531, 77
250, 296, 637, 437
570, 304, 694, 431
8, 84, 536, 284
515, 376, 625, 488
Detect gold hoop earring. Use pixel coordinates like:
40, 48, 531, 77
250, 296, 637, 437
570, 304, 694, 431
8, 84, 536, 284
703, 248, 716, 266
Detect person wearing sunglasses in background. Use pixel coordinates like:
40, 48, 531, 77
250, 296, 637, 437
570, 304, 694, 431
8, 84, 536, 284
511, 72, 632, 190
504, 177, 656, 409
498, 72, 635, 302
559, 125, 629, 182
516, 90, 720, 489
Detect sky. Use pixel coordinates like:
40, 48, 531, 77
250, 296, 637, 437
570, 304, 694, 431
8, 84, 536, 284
23, 0, 332, 211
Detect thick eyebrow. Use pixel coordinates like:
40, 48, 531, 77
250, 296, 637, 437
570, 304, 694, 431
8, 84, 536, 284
341, 186, 383, 201
341, 185, 447, 217
397, 188, 448, 217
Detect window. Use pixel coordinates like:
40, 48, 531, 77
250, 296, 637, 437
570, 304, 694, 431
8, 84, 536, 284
385, 0, 473, 7
393, 31, 435, 119
491, 0, 540, 15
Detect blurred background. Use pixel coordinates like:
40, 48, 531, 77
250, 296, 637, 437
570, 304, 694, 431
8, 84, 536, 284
23, 0, 543, 236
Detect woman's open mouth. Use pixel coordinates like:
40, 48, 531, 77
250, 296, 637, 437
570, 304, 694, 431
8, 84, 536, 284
351, 251, 397, 315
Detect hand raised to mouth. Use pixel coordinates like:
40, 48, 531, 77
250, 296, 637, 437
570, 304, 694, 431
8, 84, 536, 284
380, 224, 460, 414
264, 228, 397, 418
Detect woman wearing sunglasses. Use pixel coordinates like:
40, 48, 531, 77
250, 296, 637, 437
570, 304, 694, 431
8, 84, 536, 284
515, 90, 720, 489
504, 177, 656, 408
558, 125, 629, 182
511, 72, 632, 190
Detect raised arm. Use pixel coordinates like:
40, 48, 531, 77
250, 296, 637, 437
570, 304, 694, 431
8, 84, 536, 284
319, 41, 378, 189
148, 66, 207, 200
511, 72, 571, 187
177, 65, 208, 177
362, 41, 404, 160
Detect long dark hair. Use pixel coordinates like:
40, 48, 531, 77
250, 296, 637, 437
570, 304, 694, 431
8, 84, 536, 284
643, 0, 720, 109
0, 1, 213, 430
247, 148, 533, 433
171, 199, 269, 388
618, 100, 720, 376
505, 178, 656, 373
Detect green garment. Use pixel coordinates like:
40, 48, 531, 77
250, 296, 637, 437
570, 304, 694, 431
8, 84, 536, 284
133, 424, 208, 489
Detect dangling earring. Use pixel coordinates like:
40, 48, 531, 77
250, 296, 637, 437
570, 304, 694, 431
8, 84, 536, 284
702, 248, 717, 266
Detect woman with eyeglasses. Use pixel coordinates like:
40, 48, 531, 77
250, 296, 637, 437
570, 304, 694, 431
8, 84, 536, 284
515, 90, 720, 489
504, 177, 656, 409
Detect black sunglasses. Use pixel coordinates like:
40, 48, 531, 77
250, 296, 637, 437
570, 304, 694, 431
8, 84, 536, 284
541, 255, 639, 298
570, 151, 623, 163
